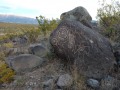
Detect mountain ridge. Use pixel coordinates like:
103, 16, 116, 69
0, 14, 38, 24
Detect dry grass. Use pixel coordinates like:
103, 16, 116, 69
0, 22, 37, 33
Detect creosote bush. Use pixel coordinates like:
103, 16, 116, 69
97, 0, 120, 42
0, 53, 15, 84
36, 15, 59, 37
0, 63, 15, 83
2, 42, 14, 48
22, 27, 40, 43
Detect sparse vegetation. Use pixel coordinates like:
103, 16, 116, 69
0, 63, 15, 83
0, 23, 38, 84
2, 42, 14, 48
97, 0, 120, 42
0, 16, 59, 86
0, 53, 15, 84
36, 15, 59, 37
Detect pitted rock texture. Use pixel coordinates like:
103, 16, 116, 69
50, 20, 115, 79
60, 6, 92, 28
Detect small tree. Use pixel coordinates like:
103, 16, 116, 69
36, 15, 49, 37
97, 0, 120, 42
36, 15, 59, 37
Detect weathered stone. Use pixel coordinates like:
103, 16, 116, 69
28, 44, 48, 58
50, 20, 115, 78
87, 79, 100, 88
57, 74, 73, 88
12, 36, 28, 45
60, 6, 92, 28
43, 79, 54, 88
5, 54, 44, 72
101, 76, 120, 90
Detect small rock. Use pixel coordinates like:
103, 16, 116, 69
28, 87, 32, 90
100, 76, 119, 90
101, 76, 114, 86
12, 36, 27, 46
43, 79, 54, 88
87, 78, 99, 88
112, 87, 120, 90
28, 44, 48, 58
57, 74, 73, 88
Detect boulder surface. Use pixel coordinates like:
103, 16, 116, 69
60, 6, 92, 28
28, 44, 48, 58
50, 20, 115, 78
6, 54, 44, 72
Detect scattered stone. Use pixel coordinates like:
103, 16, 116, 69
112, 87, 120, 90
87, 78, 99, 88
28, 87, 32, 90
101, 76, 120, 90
12, 36, 28, 46
43, 79, 54, 88
57, 74, 73, 88
28, 43, 48, 58
5, 54, 45, 72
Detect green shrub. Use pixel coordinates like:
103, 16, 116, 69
97, 0, 120, 42
22, 27, 40, 43
0, 52, 15, 84
0, 63, 15, 83
36, 15, 59, 37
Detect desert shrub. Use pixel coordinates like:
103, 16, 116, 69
97, 0, 120, 42
0, 53, 15, 83
22, 27, 40, 43
0, 16, 58, 43
0, 42, 14, 57
2, 42, 14, 48
0, 22, 38, 42
36, 15, 59, 37
0, 52, 5, 62
0, 35, 9, 41
0, 62, 15, 83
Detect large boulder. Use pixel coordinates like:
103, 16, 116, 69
5, 54, 44, 72
50, 20, 115, 79
60, 6, 92, 28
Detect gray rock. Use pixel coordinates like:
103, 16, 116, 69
50, 20, 115, 79
87, 79, 99, 88
5, 54, 44, 72
100, 76, 120, 90
28, 44, 48, 58
43, 79, 54, 88
12, 36, 27, 45
57, 74, 73, 88
114, 51, 120, 66
60, 6, 92, 28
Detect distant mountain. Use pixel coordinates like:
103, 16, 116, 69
0, 14, 38, 24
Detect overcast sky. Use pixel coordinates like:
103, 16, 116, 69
0, 0, 111, 20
